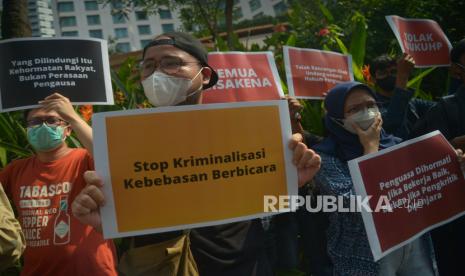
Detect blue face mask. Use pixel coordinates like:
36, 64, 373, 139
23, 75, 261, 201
27, 124, 66, 152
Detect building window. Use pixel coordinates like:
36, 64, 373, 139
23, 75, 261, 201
233, 7, 243, 20
89, 29, 103, 38
62, 31, 78, 37
84, 1, 98, 11
138, 25, 151, 35
135, 11, 148, 20
159, 9, 172, 19
273, 1, 287, 15
59, 16, 77, 27
111, 1, 124, 9
140, 39, 152, 48
112, 14, 126, 24
161, 24, 174, 33
114, 28, 128, 38
87, 15, 100, 25
253, 12, 264, 19
116, 42, 131, 53
57, 2, 74, 12
249, 0, 261, 12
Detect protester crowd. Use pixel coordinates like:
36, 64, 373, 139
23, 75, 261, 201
1, 29, 465, 276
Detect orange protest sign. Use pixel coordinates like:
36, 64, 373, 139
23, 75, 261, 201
284, 46, 354, 99
93, 101, 297, 238
386, 15, 452, 67
201, 52, 284, 103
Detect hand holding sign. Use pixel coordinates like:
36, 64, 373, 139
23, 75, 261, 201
286, 96, 304, 134
396, 53, 415, 89
73, 132, 322, 233
288, 133, 321, 187
71, 171, 105, 233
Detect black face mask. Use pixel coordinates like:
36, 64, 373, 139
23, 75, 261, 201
376, 75, 396, 92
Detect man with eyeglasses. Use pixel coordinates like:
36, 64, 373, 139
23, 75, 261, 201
71, 32, 321, 276
0, 93, 117, 276
369, 53, 434, 139
410, 38, 465, 276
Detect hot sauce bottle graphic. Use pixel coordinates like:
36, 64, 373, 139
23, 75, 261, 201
54, 195, 70, 245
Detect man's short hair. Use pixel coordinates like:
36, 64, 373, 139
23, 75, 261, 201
369, 54, 397, 77
451, 38, 465, 64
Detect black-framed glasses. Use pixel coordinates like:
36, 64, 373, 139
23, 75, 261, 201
26, 117, 68, 128
139, 56, 201, 77
345, 101, 380, 115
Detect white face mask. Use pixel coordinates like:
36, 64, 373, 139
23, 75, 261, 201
341, 107, 380, 134
142, 69, 203, 107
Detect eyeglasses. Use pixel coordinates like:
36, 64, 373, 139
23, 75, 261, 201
345, 101, 380, 115
139, 56, 201, 77
26, 117, 68, 128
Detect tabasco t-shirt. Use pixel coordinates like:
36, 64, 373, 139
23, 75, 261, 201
0, 148, 117, 276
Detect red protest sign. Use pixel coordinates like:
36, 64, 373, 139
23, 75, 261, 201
283, 46, 353, 99
201, 52, 283, 104
349, 131, 465, 261
386, 15, 452, 67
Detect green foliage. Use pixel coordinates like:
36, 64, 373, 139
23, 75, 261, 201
0, 112, 33, 168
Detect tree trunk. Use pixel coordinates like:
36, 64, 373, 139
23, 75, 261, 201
225, 0, 234, 50
1, 0, 32, 39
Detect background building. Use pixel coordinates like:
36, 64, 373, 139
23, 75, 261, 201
28, 0, 56, 37
50, 0, 288, 52
51, 0, 181, 53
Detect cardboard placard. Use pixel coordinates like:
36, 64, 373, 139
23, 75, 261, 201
0, 37, 113, 112
93, 101, 297, 238
284, 46, 354, 99
201, 52, 284, 103
349, 131, 465, 260
386, 15, 452, 67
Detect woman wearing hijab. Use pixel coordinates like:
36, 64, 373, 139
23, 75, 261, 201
313, 81, 437, 275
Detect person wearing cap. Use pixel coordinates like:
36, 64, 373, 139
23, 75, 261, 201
71, 32, 321, 276
411, 38, 465, 276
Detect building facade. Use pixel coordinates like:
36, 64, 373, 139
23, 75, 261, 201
51, 0, 181, 53
28, 0, 56, 37
50, 0, 288, 52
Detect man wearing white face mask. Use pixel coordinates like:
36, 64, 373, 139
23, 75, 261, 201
72, 32, 322, 276
0, 93, 118, 276
139, 32, 218, 107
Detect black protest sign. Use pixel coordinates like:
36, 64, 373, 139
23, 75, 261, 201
0, 38, 114, 112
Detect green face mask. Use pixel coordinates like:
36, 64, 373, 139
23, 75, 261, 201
27, 124, 66, 152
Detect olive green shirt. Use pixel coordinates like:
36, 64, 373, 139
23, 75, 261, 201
0, 183, 25, 271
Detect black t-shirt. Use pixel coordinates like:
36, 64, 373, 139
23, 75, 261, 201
132, 219, 270, 276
